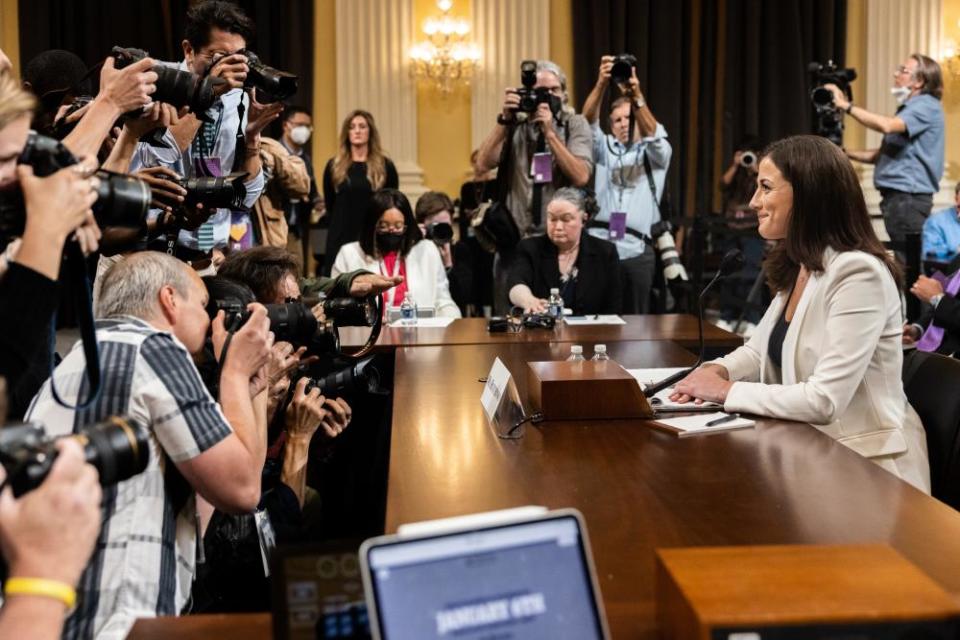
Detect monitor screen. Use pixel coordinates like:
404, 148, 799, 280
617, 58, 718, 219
366, 515, 605, 640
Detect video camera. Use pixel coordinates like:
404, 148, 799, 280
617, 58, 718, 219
0, 416, 149, 497
610, 53, 637, 86
112, 47, 222, 115
424, 221, 453, 245
809, 60, 857, 146
515, 60, 561, 117
0, 132, 151, 241
235, 49, 298, 103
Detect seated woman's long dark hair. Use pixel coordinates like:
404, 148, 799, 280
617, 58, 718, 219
359, 188, 424, 258
761, 135, 902, 293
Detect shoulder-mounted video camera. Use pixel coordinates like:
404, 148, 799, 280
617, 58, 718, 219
809, 60, 857, 146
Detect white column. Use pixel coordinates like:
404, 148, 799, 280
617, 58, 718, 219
471, 0, 551, 151
860, 0, 950, 235
335, 0, 426, 198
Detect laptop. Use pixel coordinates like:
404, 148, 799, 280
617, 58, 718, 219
359, 507, 611, 640
271, 540, 372, 640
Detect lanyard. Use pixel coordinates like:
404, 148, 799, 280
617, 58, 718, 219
605, 136, 642, 212
379, 255, 403, 308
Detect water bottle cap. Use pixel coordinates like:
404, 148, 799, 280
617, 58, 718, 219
595, 344, 607, 352
571, 345, 583, 354
550, 288, 559, 295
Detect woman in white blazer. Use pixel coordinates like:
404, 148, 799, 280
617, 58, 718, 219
672, 135, 930, 493
331, 189, 461, 319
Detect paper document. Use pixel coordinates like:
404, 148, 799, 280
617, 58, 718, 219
563, 315, 627, 326
388, 317, 456, 328
626, 368, 722, 412
652, 412, 755, 438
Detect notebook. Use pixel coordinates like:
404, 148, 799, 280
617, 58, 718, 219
626, 367, 723, 412
651, 411, 756, 438
359, 508, 610, 640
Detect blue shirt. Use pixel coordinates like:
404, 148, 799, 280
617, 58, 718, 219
873, 93, 944, 194
922, 206, 960, 261
588, 121, 671, 259
129, 60, 264, 250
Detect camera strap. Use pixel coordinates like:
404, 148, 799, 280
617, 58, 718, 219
530, 131, 547, 226
48, 245, 102, 411
231, 96, 247, 173
642, 151, 662, 218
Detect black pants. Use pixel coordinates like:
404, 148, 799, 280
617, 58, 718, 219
620, 245, 656, 314
879, 191, 933, 246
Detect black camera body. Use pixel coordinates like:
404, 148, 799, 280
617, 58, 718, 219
611, 53, 637, 86
425, 221, 453, 245
236, 49, 298, 103
809, 60, 857, 146
112, 47, 222, 116
0, 417, 149, 497
515, 60, 561, 117
0, 132, 152, 242
173, 172, 249, 211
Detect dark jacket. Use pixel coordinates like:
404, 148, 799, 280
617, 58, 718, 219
508, 232, 622, 314
916, 254, 960, 356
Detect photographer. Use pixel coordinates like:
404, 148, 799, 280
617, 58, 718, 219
0, 73, 102, 419
130, 0, 278, 267
825, 54, 944, 246
476, 60, 593, 313
26, 251, 272, 638
582, 54, 671, 313
0, 439, 102, 640
250, 129, 311, 248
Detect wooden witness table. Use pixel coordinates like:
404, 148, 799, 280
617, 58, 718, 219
128, 321, 960, 639
338, 314, 744, 351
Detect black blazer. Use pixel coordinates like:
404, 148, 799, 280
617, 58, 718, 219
916, 254, 960, 356
508, 232, 622, 314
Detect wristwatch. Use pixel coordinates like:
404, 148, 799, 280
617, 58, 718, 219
845, 102, 854, 114
497, 113, 515, 126
931, 293, 945, 309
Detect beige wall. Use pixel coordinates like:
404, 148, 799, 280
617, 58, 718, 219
0, 0, 20, 76
943, 0, 960, 180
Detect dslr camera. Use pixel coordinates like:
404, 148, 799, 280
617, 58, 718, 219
171, 172, 249, 212
112, 47, 222, 115
304, 355, 384, 397
235, 49, 298, 103
650, 220, 689, 283
424, 221, 453, 246
610, 53, 637, 86
515, 60, 562, 117
0, 416, 149, 497
0, 132, 152, 242
809, 60, 857, 146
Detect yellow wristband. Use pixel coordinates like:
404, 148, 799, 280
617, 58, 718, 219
5, 577, 77, 609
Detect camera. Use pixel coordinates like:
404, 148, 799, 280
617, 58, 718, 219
610, 53, 637, 86
0, 132, 152, 241
236, 49, 298, 103
112, 47, 222, 115
0, 416, 149, 497
172, 172, 249, 211
738, 150, 757, 168
304, 356, 383, 397
50, 94, 95, 140
650, 220, 689, 282
809, 60, 857, 146
424, 221, 453, 245
515, 60, 561, 117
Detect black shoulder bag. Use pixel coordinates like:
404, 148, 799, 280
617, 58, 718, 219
472, 125, 522, 253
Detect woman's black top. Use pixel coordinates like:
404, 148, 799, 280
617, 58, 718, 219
321, 158, 398, 274
507, 232, 622, 315
768, 303, 790, 370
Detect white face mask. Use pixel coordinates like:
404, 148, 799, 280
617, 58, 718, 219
290, 125, 311, 145
891, 85, 911, 105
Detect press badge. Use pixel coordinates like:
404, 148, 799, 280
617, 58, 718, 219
531, 152, 553, 184
609, 212, 628, 240
254, 508, 277, 577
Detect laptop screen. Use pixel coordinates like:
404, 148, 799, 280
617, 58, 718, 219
365, 514, 605, 640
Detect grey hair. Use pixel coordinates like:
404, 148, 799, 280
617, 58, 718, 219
549, 187, 599, 218
95, 251, 194, 319
536, 59, 572, 111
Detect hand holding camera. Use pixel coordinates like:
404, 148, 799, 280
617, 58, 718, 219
208, 52, 249, 96
99, 55, 159, 113
823, 83, 850, 112
212, 303, 273, 389
244, 90, 284, 138
133, 166, 187, 214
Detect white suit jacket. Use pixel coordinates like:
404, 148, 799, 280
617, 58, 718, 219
713, 248, 930, 492
331, 240, 462, 319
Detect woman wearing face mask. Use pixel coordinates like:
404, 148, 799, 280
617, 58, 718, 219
508, 188, 621, 315
331, 189, 460, 319
322, 110, 399, 275
671, 135, 930, 493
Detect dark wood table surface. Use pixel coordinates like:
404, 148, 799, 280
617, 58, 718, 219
338, 314, 743, 350
128, 339, 960, 639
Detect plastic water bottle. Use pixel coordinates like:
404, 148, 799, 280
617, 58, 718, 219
547, 287, 564, 321
566, 345, 585, 362
400, 292, 417, 326
591, 344, 610, 361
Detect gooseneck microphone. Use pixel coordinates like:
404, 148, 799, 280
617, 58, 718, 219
643, 248, 744, 398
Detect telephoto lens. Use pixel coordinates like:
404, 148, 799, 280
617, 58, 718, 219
238, 50, 298, 103
0, 417, 150, 497
650, 220, 689, 282
112, 47, 221, 114
305, 356, 382, 397
178, 172, 249, 210
738, 151, 757, 168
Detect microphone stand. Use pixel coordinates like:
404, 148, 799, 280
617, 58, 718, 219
644, 249, 743, 398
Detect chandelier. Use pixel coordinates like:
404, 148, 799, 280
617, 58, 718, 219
409, 0, 481, 95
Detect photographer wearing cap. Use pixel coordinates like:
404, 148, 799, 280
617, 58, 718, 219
581, 54, 672, 313
130, 0, 280, 267
0, 439, 102, 640
26, 251, 272, 638
476, 60, 593, 313
825, 53, 944, 247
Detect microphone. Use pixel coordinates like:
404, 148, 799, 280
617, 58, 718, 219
643, 248, 744, 398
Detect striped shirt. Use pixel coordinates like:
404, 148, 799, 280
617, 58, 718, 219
26, 316, 233, 640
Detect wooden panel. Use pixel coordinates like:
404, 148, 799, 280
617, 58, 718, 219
527, 360, 654, 420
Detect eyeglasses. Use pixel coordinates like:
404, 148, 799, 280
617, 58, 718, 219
376, 223, 406, 233
895, 65, 913, 76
